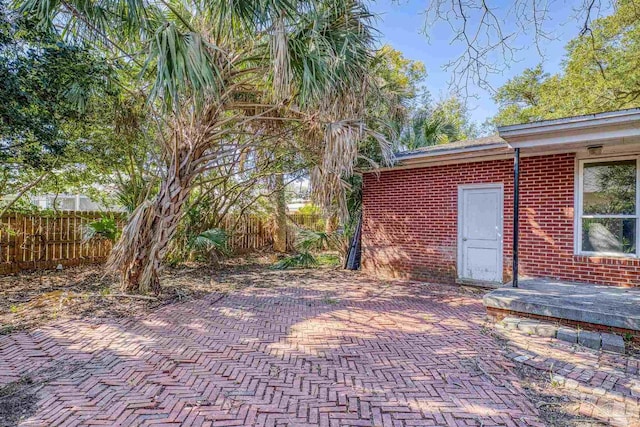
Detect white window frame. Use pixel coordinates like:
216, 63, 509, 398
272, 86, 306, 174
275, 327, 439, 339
575, 155, 640, 258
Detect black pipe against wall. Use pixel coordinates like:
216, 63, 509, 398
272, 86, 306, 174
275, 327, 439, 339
513, 148, 520, 288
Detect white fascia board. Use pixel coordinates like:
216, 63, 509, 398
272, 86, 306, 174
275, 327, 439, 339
365, 146, 514, 173
504, 126, 640, 149
395, 143, 510, 161
499, 109, 640, 148
499, 109, 640, 136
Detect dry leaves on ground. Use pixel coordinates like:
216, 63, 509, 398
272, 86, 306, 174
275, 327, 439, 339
0, 261, 243, 334
0, 253, 342, 334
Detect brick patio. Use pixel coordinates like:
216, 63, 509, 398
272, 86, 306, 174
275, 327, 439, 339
2, 270, 549, 426
496, 324, 640, 427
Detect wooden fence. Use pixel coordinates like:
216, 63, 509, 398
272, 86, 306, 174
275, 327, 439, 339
221, 215, 271, 254
0, 211, 326, 274
0, 211, 116, 274
288, 213, 325, 230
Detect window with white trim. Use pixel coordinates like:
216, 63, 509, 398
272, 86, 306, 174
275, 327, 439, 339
577, 157, 639, 257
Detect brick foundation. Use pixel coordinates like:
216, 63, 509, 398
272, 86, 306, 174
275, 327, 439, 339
362, 153, 640, 287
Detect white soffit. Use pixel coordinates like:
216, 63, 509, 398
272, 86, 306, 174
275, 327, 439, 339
498, 108, 640, 149
372, 146, 514, 172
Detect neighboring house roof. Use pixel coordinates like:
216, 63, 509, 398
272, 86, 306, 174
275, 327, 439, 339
395, 135, 507, 160
27, 194, 122, 212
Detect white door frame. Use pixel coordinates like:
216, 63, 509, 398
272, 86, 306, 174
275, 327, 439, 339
457, 183, 504, 283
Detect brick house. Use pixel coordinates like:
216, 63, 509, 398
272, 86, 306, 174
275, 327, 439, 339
362, 109, 640, 287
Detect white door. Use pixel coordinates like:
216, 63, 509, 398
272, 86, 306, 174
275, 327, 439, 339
458, 185, 503, 283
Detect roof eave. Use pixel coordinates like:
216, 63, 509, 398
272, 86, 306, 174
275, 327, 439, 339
363, 144, 513, 173
394, 142, 509, 161
498, 109, 640, 148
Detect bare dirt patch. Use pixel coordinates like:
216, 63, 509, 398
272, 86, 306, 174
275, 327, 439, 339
0, 376, 38, 427
0, 259, 267, 334
512, 361, 608, 426
0, 360, 89, 427
0, 254, 343, 334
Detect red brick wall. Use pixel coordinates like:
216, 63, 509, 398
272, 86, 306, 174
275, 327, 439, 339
362, 158, 514, 282
362, 152, 640, 287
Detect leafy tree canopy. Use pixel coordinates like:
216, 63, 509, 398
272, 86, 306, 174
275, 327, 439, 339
354, 45, 427, 165
0, 2, 106, 167
0, 0, 156, 210
491, 0, 640, 127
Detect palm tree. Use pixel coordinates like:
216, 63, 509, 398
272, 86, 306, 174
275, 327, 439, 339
18, 0, 385, 293
401, 110, 458, 150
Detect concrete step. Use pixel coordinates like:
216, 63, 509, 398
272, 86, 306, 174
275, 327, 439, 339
484, 279, 640, 332
496, 316, 626, 354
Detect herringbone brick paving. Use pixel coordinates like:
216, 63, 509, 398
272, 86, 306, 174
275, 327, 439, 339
1, 270, 546, 426
496, 326, 640, 427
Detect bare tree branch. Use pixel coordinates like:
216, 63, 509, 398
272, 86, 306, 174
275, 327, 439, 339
421, 0, 614, 96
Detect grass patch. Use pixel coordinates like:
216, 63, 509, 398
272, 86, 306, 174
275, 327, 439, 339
0, 325, 16, 335
271, 252, 341, 270
316, 253, 341, 267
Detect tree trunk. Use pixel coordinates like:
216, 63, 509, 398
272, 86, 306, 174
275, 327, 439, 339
107, 149, 194, 294
272, 172, 288, 252
325, 211, 338, 234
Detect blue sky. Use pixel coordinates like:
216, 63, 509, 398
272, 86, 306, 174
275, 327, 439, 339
368, 0, 589, 124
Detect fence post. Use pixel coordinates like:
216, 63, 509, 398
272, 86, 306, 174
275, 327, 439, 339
0, 211, 325, 274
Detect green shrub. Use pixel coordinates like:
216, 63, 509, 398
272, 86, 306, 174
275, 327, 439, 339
271, 228, 342, 270
83, 216, 119, 242
295, 229, 338, 252
316, 253, 340, 267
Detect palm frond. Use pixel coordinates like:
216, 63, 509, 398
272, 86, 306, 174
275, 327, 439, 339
295, 228, 336, 251
271, 251, 318, 269
190, 228, 229, 254
14, 0, 381, 292
144, 19, 222, 109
